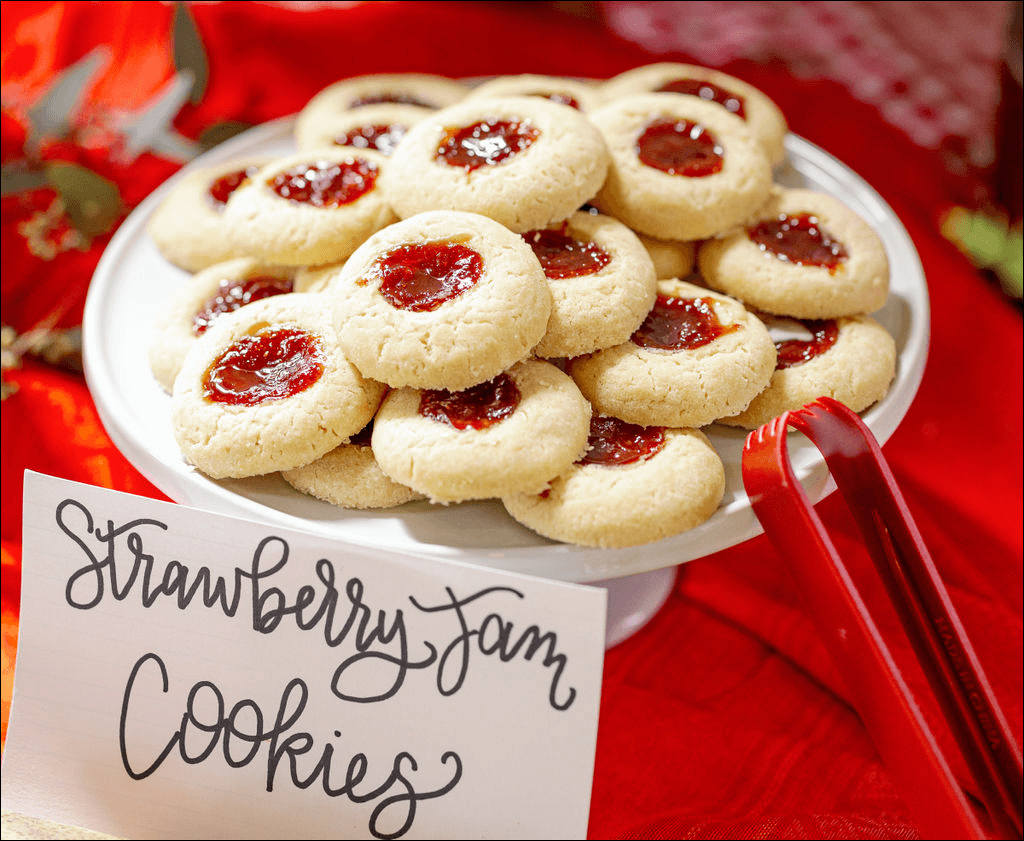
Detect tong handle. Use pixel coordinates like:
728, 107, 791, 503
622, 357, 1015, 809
790, 399, 1023, 839
742, 398, 1022, 839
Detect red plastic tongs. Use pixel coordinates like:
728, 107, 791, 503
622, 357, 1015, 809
742, 396, 1023, 840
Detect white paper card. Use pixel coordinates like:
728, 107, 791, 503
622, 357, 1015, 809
2, 472, 607, 840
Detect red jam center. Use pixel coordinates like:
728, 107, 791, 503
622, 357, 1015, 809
657, 78, 747, 118
580, 415, 666, 466
632, 294, 740, 350
522, 224, 612, 279
636, 118, 724, 177
335, 123, 408, 156
348, 92, 435, 108
419, 372, 521, 431
202, 327, 324, 406
748, 213, 849, 272
361, 240, 483, 312
192, 275, 295, 336
208, 165, 260, 211
436, 119, 539, 170
775, 319, 840, 369
268, 158, 378, 207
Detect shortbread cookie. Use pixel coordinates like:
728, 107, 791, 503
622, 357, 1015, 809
281, 422, 425, 509
568, 279, 776, 428
220, 148, 396, 266
295, 103, 431, 155
330, 210, 551, 391
600, 62, 788, 165
149, 258, 298, 393
502, 416, 725, 548
147, 156, 274, 272
381, 95, 610, 233
719, 314, 897, 429
294, 261, 343, 294
637, 234, 697, 279
525, 210, 657, 359
464, 74, 602, 112
588, 93, 772, 241
295, 73, 469, 145
371, 358, 591, 503
170, 294, 386, 479
697, 188, 890, 318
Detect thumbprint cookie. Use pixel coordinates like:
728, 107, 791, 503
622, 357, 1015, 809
718, 314, 897, 429
502, 416, 725, 548
371, 359, 592, 504
147, 156, 274, 272
221, 148, 395, 266
697, 187, 890, 318
588, 93, 772, 242
600, 62, 788, 166
382, 95, 610, 233
329, 210, 551, 391
170, 294, 386, 479
568, 279, 776, 428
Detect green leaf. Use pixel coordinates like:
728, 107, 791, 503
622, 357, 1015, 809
1, 162, 49, 196
173, 1, 209, 105
44, 162, 124, 238
199, 121, 254, 151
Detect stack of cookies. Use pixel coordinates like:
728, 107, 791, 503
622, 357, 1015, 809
146, 64, 896, 549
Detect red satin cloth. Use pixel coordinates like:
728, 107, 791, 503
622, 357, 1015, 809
2, 3, 1021, 839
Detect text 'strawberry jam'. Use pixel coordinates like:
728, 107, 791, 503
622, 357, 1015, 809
208, 165, 261, 211
335, 123, 409, 156
361, 240, 484, 312
419, 372, 521, 430
436, 119, 540, 170
775, 319, 840, 369
203, 327, 324, 406
636, 118, 724, 177
657, 78, 747, 119
523, 224, 612, 279
748, 213, 849, 272
192, 275, 295, 336
632, 294, 740, 350
348, 93, 434, 108
580, 415, 666, 466
267, 158, 378, 207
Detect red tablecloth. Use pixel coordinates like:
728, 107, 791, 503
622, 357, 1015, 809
2, 3, 1021, 839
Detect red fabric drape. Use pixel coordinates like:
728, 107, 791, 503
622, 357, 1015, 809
2, 3, 1021, 838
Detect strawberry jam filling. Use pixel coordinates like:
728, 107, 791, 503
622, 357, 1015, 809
748, 213, 848, 271
335, 123, 409, 156
775, 319, 840, 369
436, 119, 539, 170
202, 326, 324, 406
419, 372, 521, 430
192, 275, 294, 336
632, 294, 740, 350
637, 118, 724, 177
580, 415, 666, 466
360, 240, 483, 312
267, 158, 378, 207
208, 165, 260, 211
657, 78, 746, 118
523, 223, 612, 279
